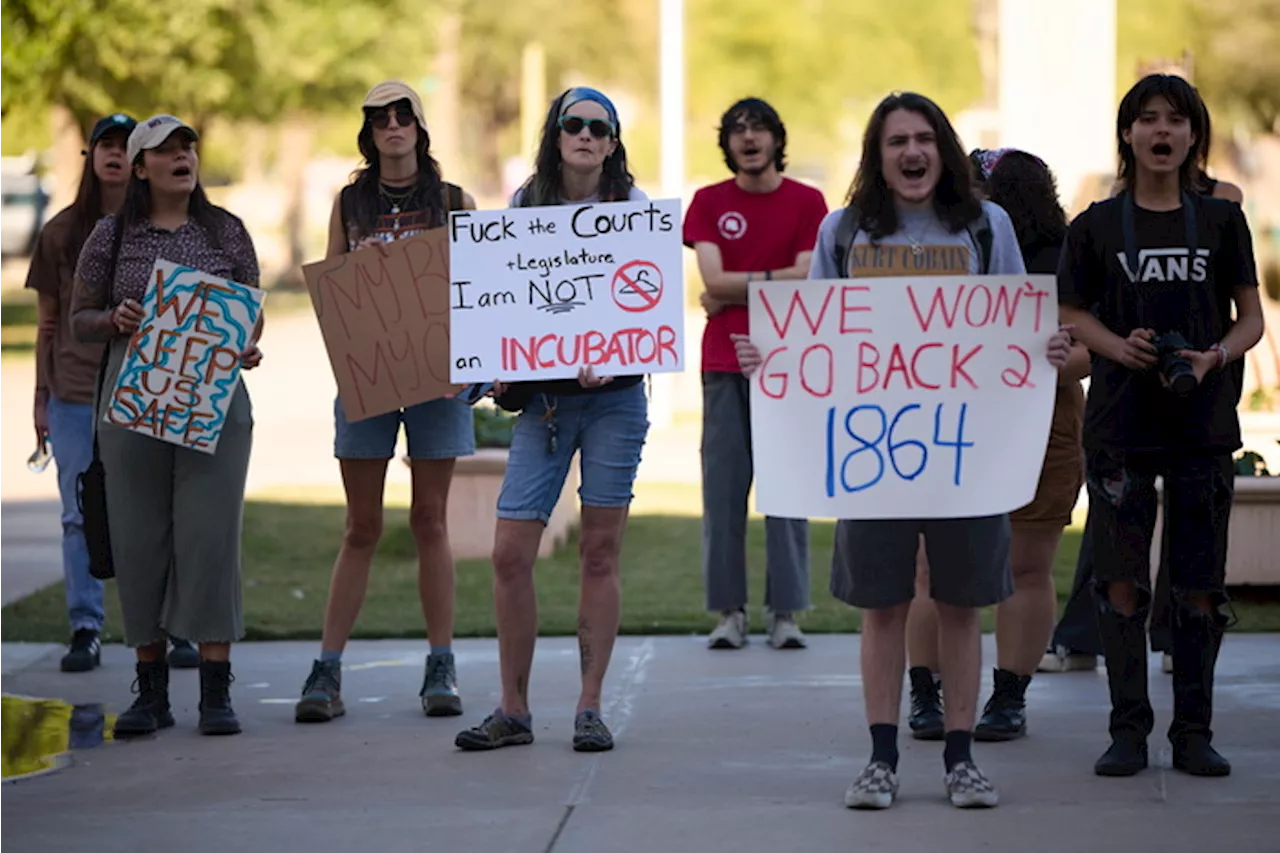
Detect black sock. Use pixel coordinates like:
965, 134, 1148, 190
869, 724, 899, 772
943, 730, 973, 772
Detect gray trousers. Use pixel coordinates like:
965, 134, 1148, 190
97, 336, 253, 647
701, 371, 809, 614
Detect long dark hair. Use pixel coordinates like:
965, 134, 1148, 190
345, 99, 446, 240
1116, 73, 1205, 191
517, 89, 635, 207
116, 147, 235, 249
846, 92, 981, 239
980, 151, 1068, 251
718, 97, 787, 174
64, 139, 117, 265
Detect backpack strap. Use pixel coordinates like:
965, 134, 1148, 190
833, 204, 862, 279
446, 182, 463, 212
965, 207, 993, 274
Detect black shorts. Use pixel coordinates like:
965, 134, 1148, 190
1085, 449, 1234, 596
829, 515, 1013, 610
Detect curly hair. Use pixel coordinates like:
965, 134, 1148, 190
717, 97, 787, 174
980, 150, 1067, 250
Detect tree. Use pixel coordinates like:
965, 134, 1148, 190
1189, 0, 1280, 132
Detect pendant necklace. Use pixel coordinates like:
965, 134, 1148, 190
380, 182, 418, 231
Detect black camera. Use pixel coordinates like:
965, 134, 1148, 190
1150, 331, 1198, 396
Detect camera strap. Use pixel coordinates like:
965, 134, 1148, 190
1121, 188, 1198, 282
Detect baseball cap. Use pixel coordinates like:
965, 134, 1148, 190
361, 81, 428, 133
126, 114, 199, 165
88, 113, 137, 147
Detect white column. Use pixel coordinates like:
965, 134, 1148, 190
653, 0, 686, 430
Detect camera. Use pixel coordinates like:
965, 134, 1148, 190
1150, 331, 1198, 396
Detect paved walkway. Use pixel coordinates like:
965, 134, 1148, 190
2, 634, 1278, 852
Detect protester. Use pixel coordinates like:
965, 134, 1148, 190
1044, 86, 1248, 678
26, 113, 134, 673
903, 148, 1089, 743
732, 91, 1073, 809
294, 81, 477, 724
454, 86, 648, 753
1058, 73, 1264, 778
684, 97, 828, 651
70, 114, 264, 736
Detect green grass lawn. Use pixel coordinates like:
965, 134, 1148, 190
3, 482, 1278, 643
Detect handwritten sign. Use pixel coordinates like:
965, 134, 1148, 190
302, 227, 459, 422
748, 275, 1059, 520
105, 259, 264, 454
446, 198, 685, 382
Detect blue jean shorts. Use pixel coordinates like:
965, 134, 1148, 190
497, 382, 649, 524
334, 396, 476, 460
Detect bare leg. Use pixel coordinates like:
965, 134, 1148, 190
492, 518, 544, 717
319, 459, 389, 653
906, 538, 940, 671
410, 459, 457, 647
995, 527, 1062, 675
576, 505, 629, 713
198, 642, 230, 662
935, 602, 982, 732
861, 602, 912, 724
135, 642, 165, 663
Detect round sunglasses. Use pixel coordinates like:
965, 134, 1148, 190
558, 115, 615, 139
366, 104, 416, 130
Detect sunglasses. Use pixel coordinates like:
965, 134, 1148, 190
558, 115, 615, 139
367, 105, 416, 130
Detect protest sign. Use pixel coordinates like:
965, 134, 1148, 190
302, 227, 460, 422
748, 275, 1059, 520
104, 259, 264, 454
446, 198, 685, 383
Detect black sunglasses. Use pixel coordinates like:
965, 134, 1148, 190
367, 104, 416, 130
558, 115, 615, 139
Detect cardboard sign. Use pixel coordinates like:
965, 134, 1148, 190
302, 227, 460, 422
446, 198, 685, 382
748, 275, 1059, 520
104, 259, 264, 454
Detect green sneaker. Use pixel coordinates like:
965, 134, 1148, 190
295, 659, 345, 723
455, 709, 534, 751
572, 709, 614, 752
420, 652, 462, 717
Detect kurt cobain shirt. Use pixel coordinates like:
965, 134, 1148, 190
1058, 194, 1258, 454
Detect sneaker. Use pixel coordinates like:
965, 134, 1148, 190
167, 638, 200, 669
766, 612, 807, 649
60, 629, 101, 673
420, 652, 462, 717
944, 760, 999, 808
295, 659, 345, 723
844, 761, 899, 810
573, 709, 614, 752
708, 610, 747, 650
1037, 646, 1097, 673
455, 709, 534, 751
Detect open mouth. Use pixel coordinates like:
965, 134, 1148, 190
1152, 143, 1173, 157
102, 161, 123, 172
902, 165, 927, 181
172, 166, 192, 178
742, 146, 761, 158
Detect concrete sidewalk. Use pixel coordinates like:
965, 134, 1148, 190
2, 634, 1278, 852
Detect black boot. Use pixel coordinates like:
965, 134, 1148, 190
1094, 604, 1153, 776
198, 660, 242, 736
113, 661, 175, 738
908, 667, 944, 740
975, 668, 1031, 741
1169, 605, 1231, 777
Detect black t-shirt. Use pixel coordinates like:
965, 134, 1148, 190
340, 181, 463, 247
1058, 194, 1257, 454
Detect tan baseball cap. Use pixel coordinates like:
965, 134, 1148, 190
127, 114, 199, 164
362, 80, 428, 133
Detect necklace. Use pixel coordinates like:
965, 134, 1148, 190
379, 182, 418, 216
901, 218, 928, 257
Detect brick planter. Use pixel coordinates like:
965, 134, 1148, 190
444, 448, 580, 559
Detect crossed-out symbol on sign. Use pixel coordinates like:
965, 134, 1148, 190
611, 260, 663, 313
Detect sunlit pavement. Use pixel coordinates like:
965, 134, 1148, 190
2, 634, 1278, 852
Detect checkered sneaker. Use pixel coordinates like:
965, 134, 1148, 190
944, 760, 999, 808
844, 761, 899, 810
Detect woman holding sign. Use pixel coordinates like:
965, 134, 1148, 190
731, 92, 1074, 809
294, 81, 478, 726
70, 114, 264, 737
454, 87, 648, 754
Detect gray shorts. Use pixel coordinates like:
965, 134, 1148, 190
829, 515, 1013, 610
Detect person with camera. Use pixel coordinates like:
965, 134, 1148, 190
1058, 74, 1265, 778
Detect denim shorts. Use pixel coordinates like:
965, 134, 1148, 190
497, 382, 649, 524
333, 396, 476, 460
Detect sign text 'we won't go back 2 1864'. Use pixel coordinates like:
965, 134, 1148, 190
446, 198, 685, 383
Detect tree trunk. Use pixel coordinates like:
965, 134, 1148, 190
49, 104, 86, 214
276, 114, 314, 291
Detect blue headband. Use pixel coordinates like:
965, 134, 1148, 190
560, 87, 619, 127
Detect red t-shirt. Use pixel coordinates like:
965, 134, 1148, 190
683, 177, 828, 372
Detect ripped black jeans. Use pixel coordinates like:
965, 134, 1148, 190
1086, 449, 1234, 607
